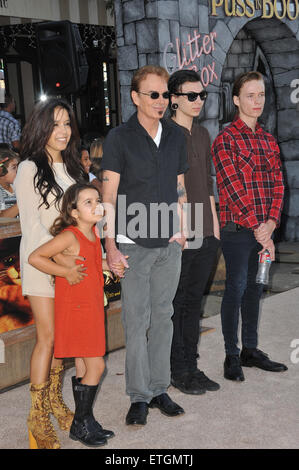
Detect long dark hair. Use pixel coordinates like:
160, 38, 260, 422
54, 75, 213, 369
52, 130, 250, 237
50, 182, 100, 236
20, 98, 85, 209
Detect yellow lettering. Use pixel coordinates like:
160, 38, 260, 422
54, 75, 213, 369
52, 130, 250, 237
216, 0, 299, 19
224, 0, 236, 16
245, 0, 255, 16
211, 0, 224, 15
262, 0, 274, 17
274, 0, 287, 18
287, 0, 299, 19
236, 0, 246, 15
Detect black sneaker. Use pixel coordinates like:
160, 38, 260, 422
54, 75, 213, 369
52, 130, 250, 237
224, 355, 245, 382
191, 369, 220, 391
171, 373, 206, 395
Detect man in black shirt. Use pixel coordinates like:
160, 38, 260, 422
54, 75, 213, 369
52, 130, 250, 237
102, 66, 188, 426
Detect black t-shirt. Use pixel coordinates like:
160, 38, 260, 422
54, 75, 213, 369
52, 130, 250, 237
102, 112, 188, 248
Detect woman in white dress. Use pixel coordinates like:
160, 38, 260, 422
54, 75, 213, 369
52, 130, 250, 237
14, 99, 86, 449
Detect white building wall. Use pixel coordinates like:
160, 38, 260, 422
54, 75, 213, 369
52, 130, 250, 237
0, 0, 61, 21
68, 0, 80, 23
0, 0, 113, 25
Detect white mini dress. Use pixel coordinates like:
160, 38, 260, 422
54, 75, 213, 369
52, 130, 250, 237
14, 160, 74, 298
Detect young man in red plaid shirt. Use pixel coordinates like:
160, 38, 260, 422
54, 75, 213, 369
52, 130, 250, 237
212, 71, 288, 381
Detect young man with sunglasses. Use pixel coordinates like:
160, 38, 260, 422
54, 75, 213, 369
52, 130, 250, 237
168, 70, 221, 395
101, 65, 188, 426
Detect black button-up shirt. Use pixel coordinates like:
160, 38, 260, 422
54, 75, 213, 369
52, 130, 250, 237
102, 112, 188, 248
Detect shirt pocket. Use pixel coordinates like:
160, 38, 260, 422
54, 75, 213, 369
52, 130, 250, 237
237, 149, 256, 174
263, 149, 277, 172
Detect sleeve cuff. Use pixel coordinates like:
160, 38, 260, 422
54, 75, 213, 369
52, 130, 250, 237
238, 211, 260, 230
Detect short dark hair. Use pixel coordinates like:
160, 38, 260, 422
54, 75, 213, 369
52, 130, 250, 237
168, 69, 202, 115
79, 144, 89, 155
232, 71, 264, 98
168, 70, 202, 95
0, 93, 14, 110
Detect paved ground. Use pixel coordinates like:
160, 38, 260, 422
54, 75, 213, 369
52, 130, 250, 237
1, 286, 298, 451
1, 241, 298, 452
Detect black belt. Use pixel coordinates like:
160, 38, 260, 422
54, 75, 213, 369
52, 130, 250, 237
222, 222, 244, 232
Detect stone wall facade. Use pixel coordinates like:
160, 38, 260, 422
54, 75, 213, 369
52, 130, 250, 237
114, 0, 299, 241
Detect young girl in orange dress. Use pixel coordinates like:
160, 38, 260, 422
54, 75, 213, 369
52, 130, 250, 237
29, 182, 117, 447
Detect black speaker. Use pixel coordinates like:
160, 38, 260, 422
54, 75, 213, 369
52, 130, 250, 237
35, 20, 89, 95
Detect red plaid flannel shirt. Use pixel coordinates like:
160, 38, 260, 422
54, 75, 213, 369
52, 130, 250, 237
211, 118, 284, 230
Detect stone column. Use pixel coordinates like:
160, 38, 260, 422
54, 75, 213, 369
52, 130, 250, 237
115, 0, 158, 121
114, 0, 221, 127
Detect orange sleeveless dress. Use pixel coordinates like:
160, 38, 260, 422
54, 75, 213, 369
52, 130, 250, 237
54, 225, 105, 358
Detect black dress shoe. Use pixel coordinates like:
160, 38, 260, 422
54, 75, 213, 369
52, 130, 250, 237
240, 348, 288, 372
149, 393, 185, 417
192, 369, 220, 392
126, 402, 148, 426
171, 372, 206, 395
224, 355, 245, 382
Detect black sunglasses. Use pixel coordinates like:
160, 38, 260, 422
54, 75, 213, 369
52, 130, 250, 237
174, 91, 208, 102
138, 91, 170, 100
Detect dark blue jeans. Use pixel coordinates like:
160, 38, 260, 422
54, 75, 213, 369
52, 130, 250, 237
220, 228, 264, 356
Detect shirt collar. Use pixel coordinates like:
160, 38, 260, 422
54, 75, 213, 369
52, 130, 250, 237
0, 110, 12, 117
170, 118, 195, 136
127, 111, 171, 136
233, 117, 263, 135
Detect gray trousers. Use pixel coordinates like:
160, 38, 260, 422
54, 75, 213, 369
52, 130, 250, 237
119, 242, 182, 403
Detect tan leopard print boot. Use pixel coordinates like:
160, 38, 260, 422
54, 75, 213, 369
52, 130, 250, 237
48, 365, 74, 431
27, 381, 60, 449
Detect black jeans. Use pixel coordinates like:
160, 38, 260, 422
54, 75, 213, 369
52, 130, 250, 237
171, 236, 220, 378
220, 228, 264, 356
